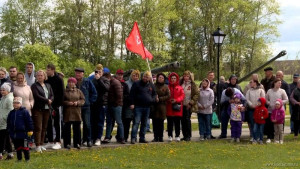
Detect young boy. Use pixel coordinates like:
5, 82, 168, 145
253, 98, 269, 144
228, 93, 245, 142
271, 99, 285, 144
7, 97, 33, 161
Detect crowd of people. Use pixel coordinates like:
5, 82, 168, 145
0, 63, 298, 161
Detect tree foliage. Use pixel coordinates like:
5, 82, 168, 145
0, 0, 281, 79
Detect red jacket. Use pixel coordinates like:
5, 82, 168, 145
166, 72, 185, 117
253, 97, 269, 124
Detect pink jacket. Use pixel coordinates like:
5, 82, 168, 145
271, 99, 285, 124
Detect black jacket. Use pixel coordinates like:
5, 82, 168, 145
45, 72, 65, 108
92, 76, 110, 106
290, 82, 297, 99
281, 80, 290, 98
31, 82, 54, 110
261, 75, 276, 93
130, 80, 157, 107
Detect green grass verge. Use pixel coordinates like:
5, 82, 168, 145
1, 134, 299, 169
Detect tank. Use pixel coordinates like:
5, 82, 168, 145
238, 50, 287, 83
123, 61, 180, 81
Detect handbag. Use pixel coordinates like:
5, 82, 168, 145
172, 103, 181, 111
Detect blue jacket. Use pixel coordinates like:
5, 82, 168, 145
7, 107, 33, 139
77, 78, 97, 107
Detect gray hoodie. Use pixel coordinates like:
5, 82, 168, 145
25, 62, 36, 86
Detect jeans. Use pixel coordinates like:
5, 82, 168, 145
253, 123, 264, 141
247, 109, 254, 138
147, 118, 151, 131
81, 106, 92, 143
111, 106, 124, 140
181, 106, 192, 139
131, 107, 150, 141
221, 108, 230, 137
104, 107, 114, 139
197, 113, 212, 138
91, 105, 107, 141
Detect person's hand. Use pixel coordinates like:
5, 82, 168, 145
130, 105, 134, 110
48, 100, 52, 105
74, 102, 78, 106
27, 131, 33, 137
272, 120, 276, 123
156, 95, 159, 102
297, 102, 300, 105
171, 99, 176, 104
95, 73, 101, 80
69, 102, 74, 106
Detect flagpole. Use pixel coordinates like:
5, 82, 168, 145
146, 58, 153, 83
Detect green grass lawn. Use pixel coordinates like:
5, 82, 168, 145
1, 134, 299, 169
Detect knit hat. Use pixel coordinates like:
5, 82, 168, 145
233, 93, 242, 99
68, 77, 77, 84
275, 100, 281, 105
0, 83, 11, 92
103, 67, 110, 73
13, 97, 22, 104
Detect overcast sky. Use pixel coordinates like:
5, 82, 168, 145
0, 0, 298, 60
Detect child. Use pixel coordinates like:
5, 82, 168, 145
271, 99, 285, 144
253, 98, 269, 144
228, 93, 245, 142
7, 97, 33, 161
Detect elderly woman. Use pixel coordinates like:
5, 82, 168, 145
0, 83, 14, 160
63, 77, 85, 149
265, 78, 288, 143
31, 70, 54, 152
0, 67, 14, 98
13, 72, 34, 115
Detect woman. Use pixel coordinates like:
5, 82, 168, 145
0, 83, 14, 160
152, 73, 170, 142
0, 67, 13, 98
245, 79, 265, 142
265, 78, 288, 143
63, 77, 85, 149
13, 72, 34, 115
180, 71, 199, 141
166, 72, 185, 142
197, 79, 214, 140
31, 70, 54, 152
290, 80, 300, 138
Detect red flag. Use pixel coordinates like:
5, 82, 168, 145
125, 22, 147, 59
144, 47, 153, 61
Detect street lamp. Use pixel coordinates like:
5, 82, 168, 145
212, 27, 226, 120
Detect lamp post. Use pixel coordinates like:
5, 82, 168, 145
212, 27, 226, 119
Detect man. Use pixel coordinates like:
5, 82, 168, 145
75, 68, 97, 147
290, 73, 299, 134
8, 66, 18, 82
130, 71, 157, 144
103, 69, 125, 144
276, 71, 290, 97
261, 67, 276, 93
44, 64, 65, 150
92, 68, 110, 145
88, 64, 103, 80
218, 87, 246, 139
226, 74, 242, 92
25, 62, 35, 86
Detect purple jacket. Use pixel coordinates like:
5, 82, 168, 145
271, 99, 285, 124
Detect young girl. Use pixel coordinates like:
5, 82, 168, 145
253, 98, 269, 144
7, 97, 33, 161
271, 99, 285, 144
228, 93, 245, 142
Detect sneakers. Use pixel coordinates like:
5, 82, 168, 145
175, 137, 180, 142
131, 139, 136, 144
139, 140, 148, 143
94, 139, 101, 146
279, 140, 284, 144
101, 139, 110, 144
52, 143, 62, 150
82, 142, 88, 146
274, 140, 279, 144
87, 142, 92, 147
36, 146, 42, 153
231, 138, 235, 143
5, 155, 13, 160
65, 145, 71, 149
44, 143, 54, 149
236, 138, 240, 143
250, 138, 254, 142
252, 140, 257, 144
200, 136, 205, 141
218, 135, 227, 139
168, 136, 173, 142
259, 140, 264, 145
266, 139, 271, 144
41, 146, 47, 151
